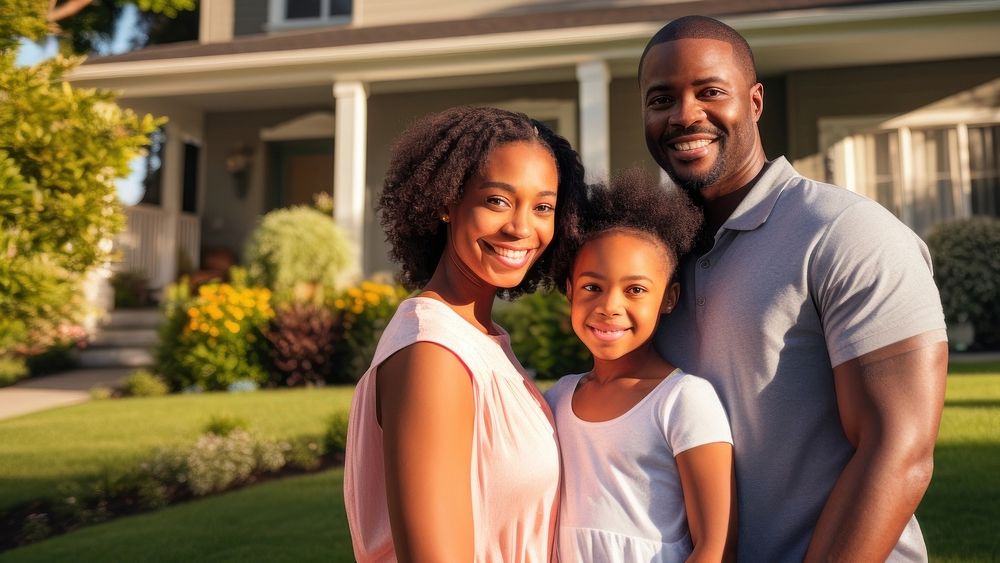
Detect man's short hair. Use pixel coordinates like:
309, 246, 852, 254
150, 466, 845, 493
639, 15, 758, 84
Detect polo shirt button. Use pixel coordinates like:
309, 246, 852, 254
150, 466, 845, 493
700, 259, 710, 269
697, 296, 706, 306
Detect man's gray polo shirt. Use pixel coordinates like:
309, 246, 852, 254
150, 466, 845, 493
656, 157, 946, 562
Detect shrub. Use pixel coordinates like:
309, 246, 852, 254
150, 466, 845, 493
324, 410, 350, 453
494, 290, 591, 379
203, 413, 249, 436
927, 217, 1000, 350
156, 280, 273, 391
182, 430, 285, 496
244, 206, 358, 299
266, 302, 337, 386
0, 356, 28, 387
330, 280, 409, 381
122, 370, 169, 397
0, 48, 161, 360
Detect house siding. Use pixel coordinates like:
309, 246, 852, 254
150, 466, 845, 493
359, 0, 690, 27
234, 0, 270, 36
786, 55, 1000, 178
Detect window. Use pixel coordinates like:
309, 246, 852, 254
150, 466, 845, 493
269, 0, 351, 30
824, 119, 1000, 237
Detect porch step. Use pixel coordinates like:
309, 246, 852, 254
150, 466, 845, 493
77, 347, 155, 369
89, 329, 159, 348
103, 308, 162, 330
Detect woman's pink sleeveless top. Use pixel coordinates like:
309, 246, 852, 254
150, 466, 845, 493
344, 297, 561, 562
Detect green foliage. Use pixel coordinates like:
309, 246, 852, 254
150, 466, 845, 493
329, 279, 410, 381
202, 413, 249, 437
0, 356, 29, 387
927, 217, 1000, 350
244, 206, 357, 300
265, 302, 337, 386
0, 0, 49, 50
324, 411, 350, 453
122, 370, 169, 397
0, 25, 162, 361
156, 280, 274, 391
494, 290, 592, 379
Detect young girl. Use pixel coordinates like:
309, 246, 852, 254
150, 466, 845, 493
546, 169, 736, 562
344, 106, 585, 562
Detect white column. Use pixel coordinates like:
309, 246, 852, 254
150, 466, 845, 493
156, 123, 183, 290
576, 60, 611, 182
333, 80, 369, 277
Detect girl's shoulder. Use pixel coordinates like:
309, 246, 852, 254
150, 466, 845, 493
542, 372, 586, 408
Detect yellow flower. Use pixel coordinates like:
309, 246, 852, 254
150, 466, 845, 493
334, 299, 346, 309
209, 327, 220, 337
364, 291, 380, 305
224, 320, 240, 334
351, 303, 364, 315
199, 323, 210, 333
347, 287, 362, 298
187, 307, 200, 318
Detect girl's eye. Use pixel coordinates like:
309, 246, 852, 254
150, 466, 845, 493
626, 286, 647, 295
582, 283, 600, 292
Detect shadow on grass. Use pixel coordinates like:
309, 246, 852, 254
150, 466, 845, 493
919, 441, 1000, 562
943, 399, 1000, 409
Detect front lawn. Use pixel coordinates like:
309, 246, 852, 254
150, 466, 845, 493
0, 387, 354, 512
0, 469, 353, 563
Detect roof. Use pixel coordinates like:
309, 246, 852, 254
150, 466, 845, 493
86, 0, 901, 65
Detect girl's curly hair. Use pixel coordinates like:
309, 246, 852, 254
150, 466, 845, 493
552, 167, 703, 291
378, 106, 585, 299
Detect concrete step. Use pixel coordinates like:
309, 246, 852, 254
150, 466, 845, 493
103, 308, 162, 330
78, 347, 154, 369
89, 328, 159, 348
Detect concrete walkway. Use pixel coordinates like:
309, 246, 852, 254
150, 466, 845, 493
0, 368, 132, 422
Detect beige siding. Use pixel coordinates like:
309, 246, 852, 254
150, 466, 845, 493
609, 77, 659, 178
360, 0, 688, 27
786, 56, 1000, 176
234, 0, 269, 36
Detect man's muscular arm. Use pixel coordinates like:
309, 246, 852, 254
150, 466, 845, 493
804, 332, 947, 562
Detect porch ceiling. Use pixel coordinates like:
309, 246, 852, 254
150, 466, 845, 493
68, 0, 1000, 103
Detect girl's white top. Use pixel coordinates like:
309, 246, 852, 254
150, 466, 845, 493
544, 369, 733, 563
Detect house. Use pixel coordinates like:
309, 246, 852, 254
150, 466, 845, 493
67, 0, 1000, 292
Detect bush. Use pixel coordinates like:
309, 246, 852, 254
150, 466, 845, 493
494, 290, 591, 379
927, 217, 1000, 350
122, 370, 169, 397
156, 280, 273, 391
324, 411, 350, 454
244, 206, 357, 300
182, 430, 286, 496
203, 413, 249, 437
0, 356, 28, 387
266, 303, 337, 386
330, 280, 409, 381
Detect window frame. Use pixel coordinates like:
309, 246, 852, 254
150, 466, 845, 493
267, 0, 352, 31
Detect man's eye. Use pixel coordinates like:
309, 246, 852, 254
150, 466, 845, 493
703, 88, 723, 98
535, 203, 555, 213
648, 95, 672, 107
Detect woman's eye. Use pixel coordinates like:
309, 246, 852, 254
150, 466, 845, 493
582, 283, 600, 292
486, 196, 509, 207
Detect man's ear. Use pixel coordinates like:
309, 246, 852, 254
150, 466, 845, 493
565, 279, 573, 303
750, 82, 764, 123
661, 281, 680, 314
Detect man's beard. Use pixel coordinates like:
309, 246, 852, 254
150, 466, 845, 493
664, 137, 727, 202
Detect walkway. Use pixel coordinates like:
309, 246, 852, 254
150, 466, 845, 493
0, 368, 132, 421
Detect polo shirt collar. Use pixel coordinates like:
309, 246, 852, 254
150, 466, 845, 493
720, 156, 798, 232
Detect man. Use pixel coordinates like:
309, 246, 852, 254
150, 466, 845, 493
645, 16, 948, 562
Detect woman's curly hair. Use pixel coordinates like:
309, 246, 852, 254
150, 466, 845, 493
552, 167, 703, 291
378, 106, 585, 299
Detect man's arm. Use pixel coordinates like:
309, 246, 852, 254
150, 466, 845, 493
804, 332, 948, 562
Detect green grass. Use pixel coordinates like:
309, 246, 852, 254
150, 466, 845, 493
0, 387, 354, 512
0, 469, 354, 563
916, 367, 1000, 562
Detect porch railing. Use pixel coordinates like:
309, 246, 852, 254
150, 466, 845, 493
116, 204, 200, 287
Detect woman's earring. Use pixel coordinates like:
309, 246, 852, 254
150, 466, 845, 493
441, 214, 450, 223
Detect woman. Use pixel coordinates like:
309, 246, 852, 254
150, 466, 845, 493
344, 106, 585, 562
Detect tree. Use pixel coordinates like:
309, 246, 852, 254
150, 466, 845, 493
44, 0, 197, 56
0, 0, 167, 381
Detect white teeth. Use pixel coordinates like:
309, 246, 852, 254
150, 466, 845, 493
594, 328, 625, 335
673, 139, 712, 151
493, 246, 528, 260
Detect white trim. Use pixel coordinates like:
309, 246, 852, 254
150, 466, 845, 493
333, 80, 367, 279
576, 60, 611, 183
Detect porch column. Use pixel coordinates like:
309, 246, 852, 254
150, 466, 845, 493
333, 80, 369, 276
156, 122, 184, 290
576, 60, 611, 182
